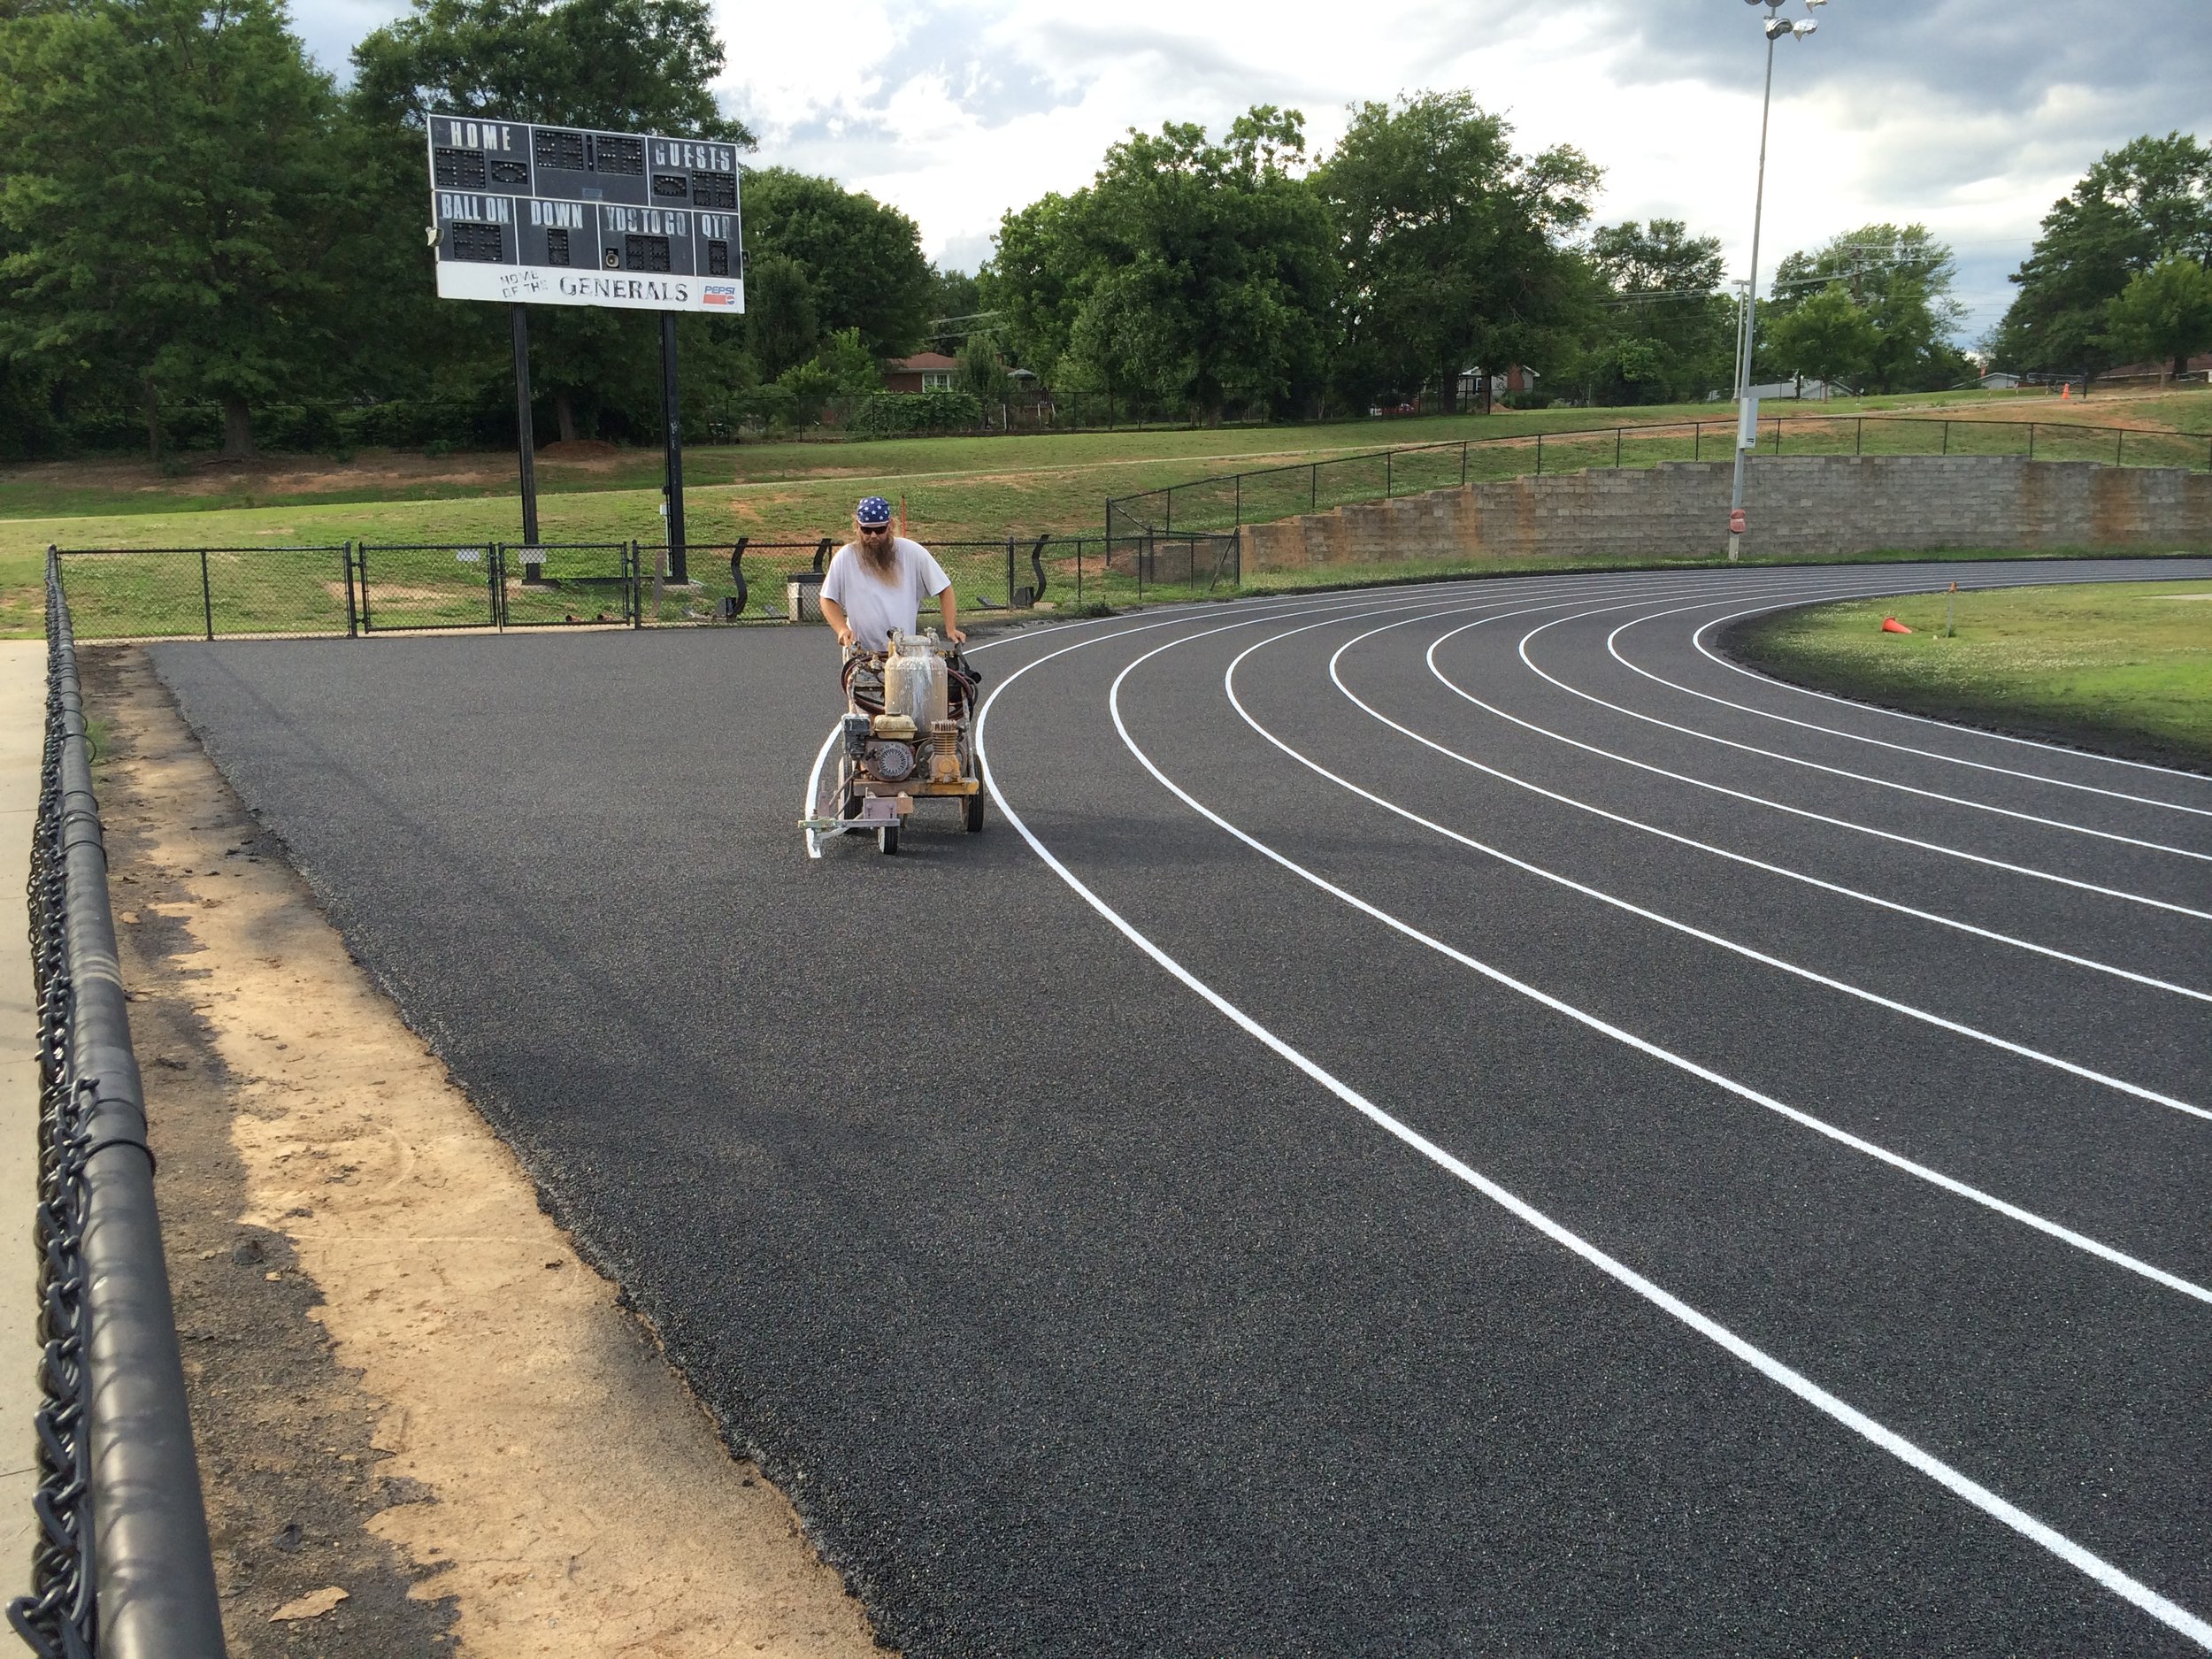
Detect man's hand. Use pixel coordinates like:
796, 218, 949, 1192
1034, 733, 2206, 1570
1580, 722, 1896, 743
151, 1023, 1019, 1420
945, 626, 967, 644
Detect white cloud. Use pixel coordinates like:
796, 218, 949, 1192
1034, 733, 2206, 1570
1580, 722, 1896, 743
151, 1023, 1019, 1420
296, 0, 2211, 326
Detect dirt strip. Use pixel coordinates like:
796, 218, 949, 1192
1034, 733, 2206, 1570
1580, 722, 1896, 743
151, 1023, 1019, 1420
84, 645, 886, 1658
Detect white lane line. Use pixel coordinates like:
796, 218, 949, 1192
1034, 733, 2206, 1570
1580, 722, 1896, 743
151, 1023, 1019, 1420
1332, 608, 2212, 1004
1219, 610, 2209, 1123
1580, 598, 2212, 844
1108, 618, 2212, 1306
971, 626, 2212, 1657
1691, 565, 2212, 785
1431, 616, 2212, 922
1598, 598, 2212, 820
801, 570, 1794, 860
1338, 611, 2212, 1003
1513, 606, 2212, 872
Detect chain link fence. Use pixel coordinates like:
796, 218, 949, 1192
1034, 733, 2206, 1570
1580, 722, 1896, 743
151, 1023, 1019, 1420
1103, 414, 2212, 541
15, 552, 227, 1657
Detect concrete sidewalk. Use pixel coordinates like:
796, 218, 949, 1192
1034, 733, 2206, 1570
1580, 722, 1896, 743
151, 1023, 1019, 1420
0, 638, 46, 1601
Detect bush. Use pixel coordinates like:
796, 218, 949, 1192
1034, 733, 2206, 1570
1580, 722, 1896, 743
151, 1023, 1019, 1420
1502, 390, 1555, 410
848, 388, 985, 437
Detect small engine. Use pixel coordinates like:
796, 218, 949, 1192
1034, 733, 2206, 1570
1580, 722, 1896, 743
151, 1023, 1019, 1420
847, 711, 919, 782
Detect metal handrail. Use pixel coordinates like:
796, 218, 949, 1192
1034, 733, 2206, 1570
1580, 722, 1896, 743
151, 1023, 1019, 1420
1102, 412, 2212, 537
14, 550, 227, 1658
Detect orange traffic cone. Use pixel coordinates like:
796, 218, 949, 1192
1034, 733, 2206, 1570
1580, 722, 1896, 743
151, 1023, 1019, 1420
1881, 616, 1913, 634
2061, 382, 2071, 401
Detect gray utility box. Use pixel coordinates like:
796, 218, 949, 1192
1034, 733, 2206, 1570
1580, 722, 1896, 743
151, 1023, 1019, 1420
786, 569, 825, 623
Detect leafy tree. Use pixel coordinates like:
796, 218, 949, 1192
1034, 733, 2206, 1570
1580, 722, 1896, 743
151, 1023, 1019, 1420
1766, 283, 1877, 389
745, 253, 818, 380
1077, 108, 1333, 422
1764, 225, 1964, 392
1574, 219, 1732, 404
740, 168, 931, 361
2102, 255, 2212, 377
346, 0, 754, 443
979, 192, 1087, 383
925, 266, 984, 354
1993, 133, 2212, 380
984, 108, 1333, 422
0, 0, 351, 456
1319, 91, 1598, 413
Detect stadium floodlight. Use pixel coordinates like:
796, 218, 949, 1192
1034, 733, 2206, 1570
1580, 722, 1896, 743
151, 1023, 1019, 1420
1726, 0, 1830, 560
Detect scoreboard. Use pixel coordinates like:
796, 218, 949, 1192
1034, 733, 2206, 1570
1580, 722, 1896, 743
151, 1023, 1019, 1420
426, 114, 745, 314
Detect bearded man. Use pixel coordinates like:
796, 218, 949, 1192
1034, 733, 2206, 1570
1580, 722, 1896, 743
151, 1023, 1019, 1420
818, 495, 966, 652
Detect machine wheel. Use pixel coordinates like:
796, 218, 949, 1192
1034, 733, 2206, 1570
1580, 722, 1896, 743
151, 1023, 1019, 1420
877, 823, 900, 856
964, 790, 985, 833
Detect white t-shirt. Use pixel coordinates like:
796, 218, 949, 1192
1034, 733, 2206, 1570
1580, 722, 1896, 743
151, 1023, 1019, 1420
819, 537, 951, 650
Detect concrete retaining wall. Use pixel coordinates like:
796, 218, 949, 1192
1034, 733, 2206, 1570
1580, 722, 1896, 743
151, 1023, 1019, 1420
1239, 456, 2212, 570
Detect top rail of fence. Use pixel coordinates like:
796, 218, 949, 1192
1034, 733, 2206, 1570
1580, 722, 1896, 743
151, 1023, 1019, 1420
1101, 413, 2212, 540
16, 550, 228, 1658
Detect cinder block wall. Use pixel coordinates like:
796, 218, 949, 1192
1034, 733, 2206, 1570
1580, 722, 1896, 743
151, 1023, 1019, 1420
1240, 457, 2212, 570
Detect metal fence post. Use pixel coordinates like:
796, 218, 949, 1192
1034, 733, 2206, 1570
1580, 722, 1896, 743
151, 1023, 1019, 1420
1535, 433, 1543, 477
1310, 463, 1318, 512
1694, 421, 1701, 462
198, 549, 213, 641
357, 544, 373, 634
342, 542, 357, 638
1385, 450, 1392, 498
1771, 418, 1781, 456
1233, 473, 1241, 528
1006, 534, 1016, 608
1615, 426, 1622, 468
630, 541, 642, 627
2028, 423, 2036, 461
1942, 420, 1950, 456
1076, 539, 1084, 606
1460, 442, 1469, 487
2116, 427, 2125, 465
1856, 417, 1863, 457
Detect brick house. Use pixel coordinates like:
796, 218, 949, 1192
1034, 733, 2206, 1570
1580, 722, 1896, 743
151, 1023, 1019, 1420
883, 352, 961, 392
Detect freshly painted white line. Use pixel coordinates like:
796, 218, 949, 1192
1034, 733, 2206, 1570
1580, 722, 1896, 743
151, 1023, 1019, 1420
972, 624, 2212, 1657
1597, 597, 2212, 827
1217, 610, 2210, 1122
1330, 608, 2212, 1005
1108, 620, 2212, 1305
1594, 600, 2212, 820
1516, 603, 2212, 869
1427, 618, 2212, 922
802, 571, 1777, 860
1692, 568, 2212, 785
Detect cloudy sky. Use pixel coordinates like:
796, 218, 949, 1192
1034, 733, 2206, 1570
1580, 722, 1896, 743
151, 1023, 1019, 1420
298, 0, 2212, 344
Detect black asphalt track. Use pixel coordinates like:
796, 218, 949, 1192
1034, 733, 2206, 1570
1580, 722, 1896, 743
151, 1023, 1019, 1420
150, 557, 2212, 1657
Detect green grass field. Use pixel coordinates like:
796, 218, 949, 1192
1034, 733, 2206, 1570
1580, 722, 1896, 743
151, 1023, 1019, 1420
1724, 579, 2212, 772
8, 382, 2208, 639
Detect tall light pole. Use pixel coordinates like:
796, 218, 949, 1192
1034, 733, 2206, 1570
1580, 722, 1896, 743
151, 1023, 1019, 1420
1727, 0, 1825, 562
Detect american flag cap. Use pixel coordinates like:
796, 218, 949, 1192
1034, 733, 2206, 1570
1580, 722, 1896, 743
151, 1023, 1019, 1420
856, 495, 894, 525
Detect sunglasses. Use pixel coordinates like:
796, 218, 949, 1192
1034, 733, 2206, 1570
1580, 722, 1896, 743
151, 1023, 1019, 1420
857, 522, 892, 534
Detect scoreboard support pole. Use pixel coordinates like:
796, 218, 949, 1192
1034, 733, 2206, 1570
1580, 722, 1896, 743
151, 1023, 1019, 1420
511, 304, 543, 579
661, 312, 688, 583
